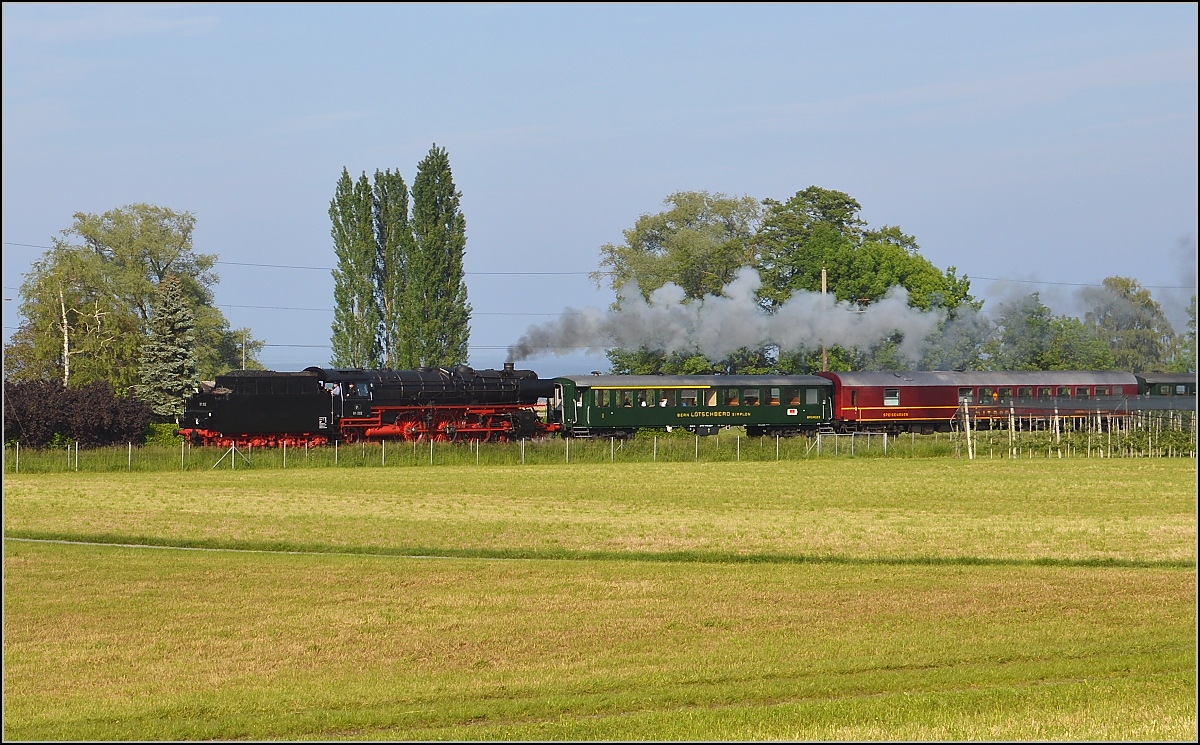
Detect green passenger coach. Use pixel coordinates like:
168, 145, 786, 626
548, 374, 834, 438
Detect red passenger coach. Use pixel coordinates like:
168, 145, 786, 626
817, 371, 1140, 433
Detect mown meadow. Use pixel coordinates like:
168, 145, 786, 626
3, 458, 1196, 740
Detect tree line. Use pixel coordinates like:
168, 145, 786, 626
595, 188, 1196, 375
4, 172, 1190, 448
3, 204, 266, 426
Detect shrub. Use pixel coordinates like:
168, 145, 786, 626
3, 379, 152, 448
144, 422, 184, 446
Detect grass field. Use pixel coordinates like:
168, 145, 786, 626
3, 459, 1196, 740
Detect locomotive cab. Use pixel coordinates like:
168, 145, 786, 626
336, 379, 373, 418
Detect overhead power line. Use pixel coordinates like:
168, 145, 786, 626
258, 342, 606, 350
214, 259, 601, 275
1, 245, 599, 276
971, 276, 1195, 289
3, 241, 1195, 288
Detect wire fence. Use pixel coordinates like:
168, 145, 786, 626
4, 414, 1195, 474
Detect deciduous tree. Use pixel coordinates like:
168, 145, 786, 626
983, 293, 1115, 371
1083, 277, 1176, 373
594, 191, 761, 302
1167, 295, 1196, 372
3, 204, 259, 388
594, 191, 761, 374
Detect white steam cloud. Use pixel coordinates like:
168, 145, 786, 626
507, 267, 944, 364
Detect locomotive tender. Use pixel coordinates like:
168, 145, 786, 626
180, 364, 1196, 447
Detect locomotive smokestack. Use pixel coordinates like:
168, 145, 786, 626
503, 362, 514, 373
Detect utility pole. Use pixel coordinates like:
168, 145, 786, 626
821, 266, 828, 372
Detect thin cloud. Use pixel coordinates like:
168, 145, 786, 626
4, 5, 220, 44
760, 47, 1196, 133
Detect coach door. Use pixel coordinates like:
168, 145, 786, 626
550, 383, 569, 427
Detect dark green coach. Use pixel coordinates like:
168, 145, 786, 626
548, 374, 833, 438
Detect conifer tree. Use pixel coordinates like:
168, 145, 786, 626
135, 275, 198, 421
330, 168, 382, 367
374, 168, 415, 368
408, 144, 471, 367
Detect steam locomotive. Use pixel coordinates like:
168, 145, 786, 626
179, 363, 1195, 448
179, 363, 554, 447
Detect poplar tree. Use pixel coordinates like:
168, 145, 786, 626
135, 275, 198, 421
373, 168, 415, 368
408, 144, 471, 367
330, 169, 381, 368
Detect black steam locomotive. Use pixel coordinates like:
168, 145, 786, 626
179, 363, 555, 447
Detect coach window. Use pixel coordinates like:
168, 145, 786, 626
1057, 387, 1071, 398
1038, 387, 1053, 399
850, 390, 858, 407
595, 390, 607, 407
620, 390, 633, 407
958, 387, 973, 403
1177, 385, 1188, 395
703, 389, 717, 407
768, 388, 781, 405
680, 389, 698, 407
725, 389, 740, 406
1017, 387, 1033, 400
784, 387, 800, 406
1159, 385, 1170, 395
1095, 386, 1110, 397
743, 388, 760, 406
806, 388, 819, 405
1075, 387, 1090, 399
999, 387, 1013, 404
977, 387, 993, 404
884, 388, 900, 406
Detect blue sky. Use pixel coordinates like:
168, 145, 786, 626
3, 3, 1196, 376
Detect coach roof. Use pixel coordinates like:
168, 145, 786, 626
818, 371, 1139, 387
557, 374, 832, 388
